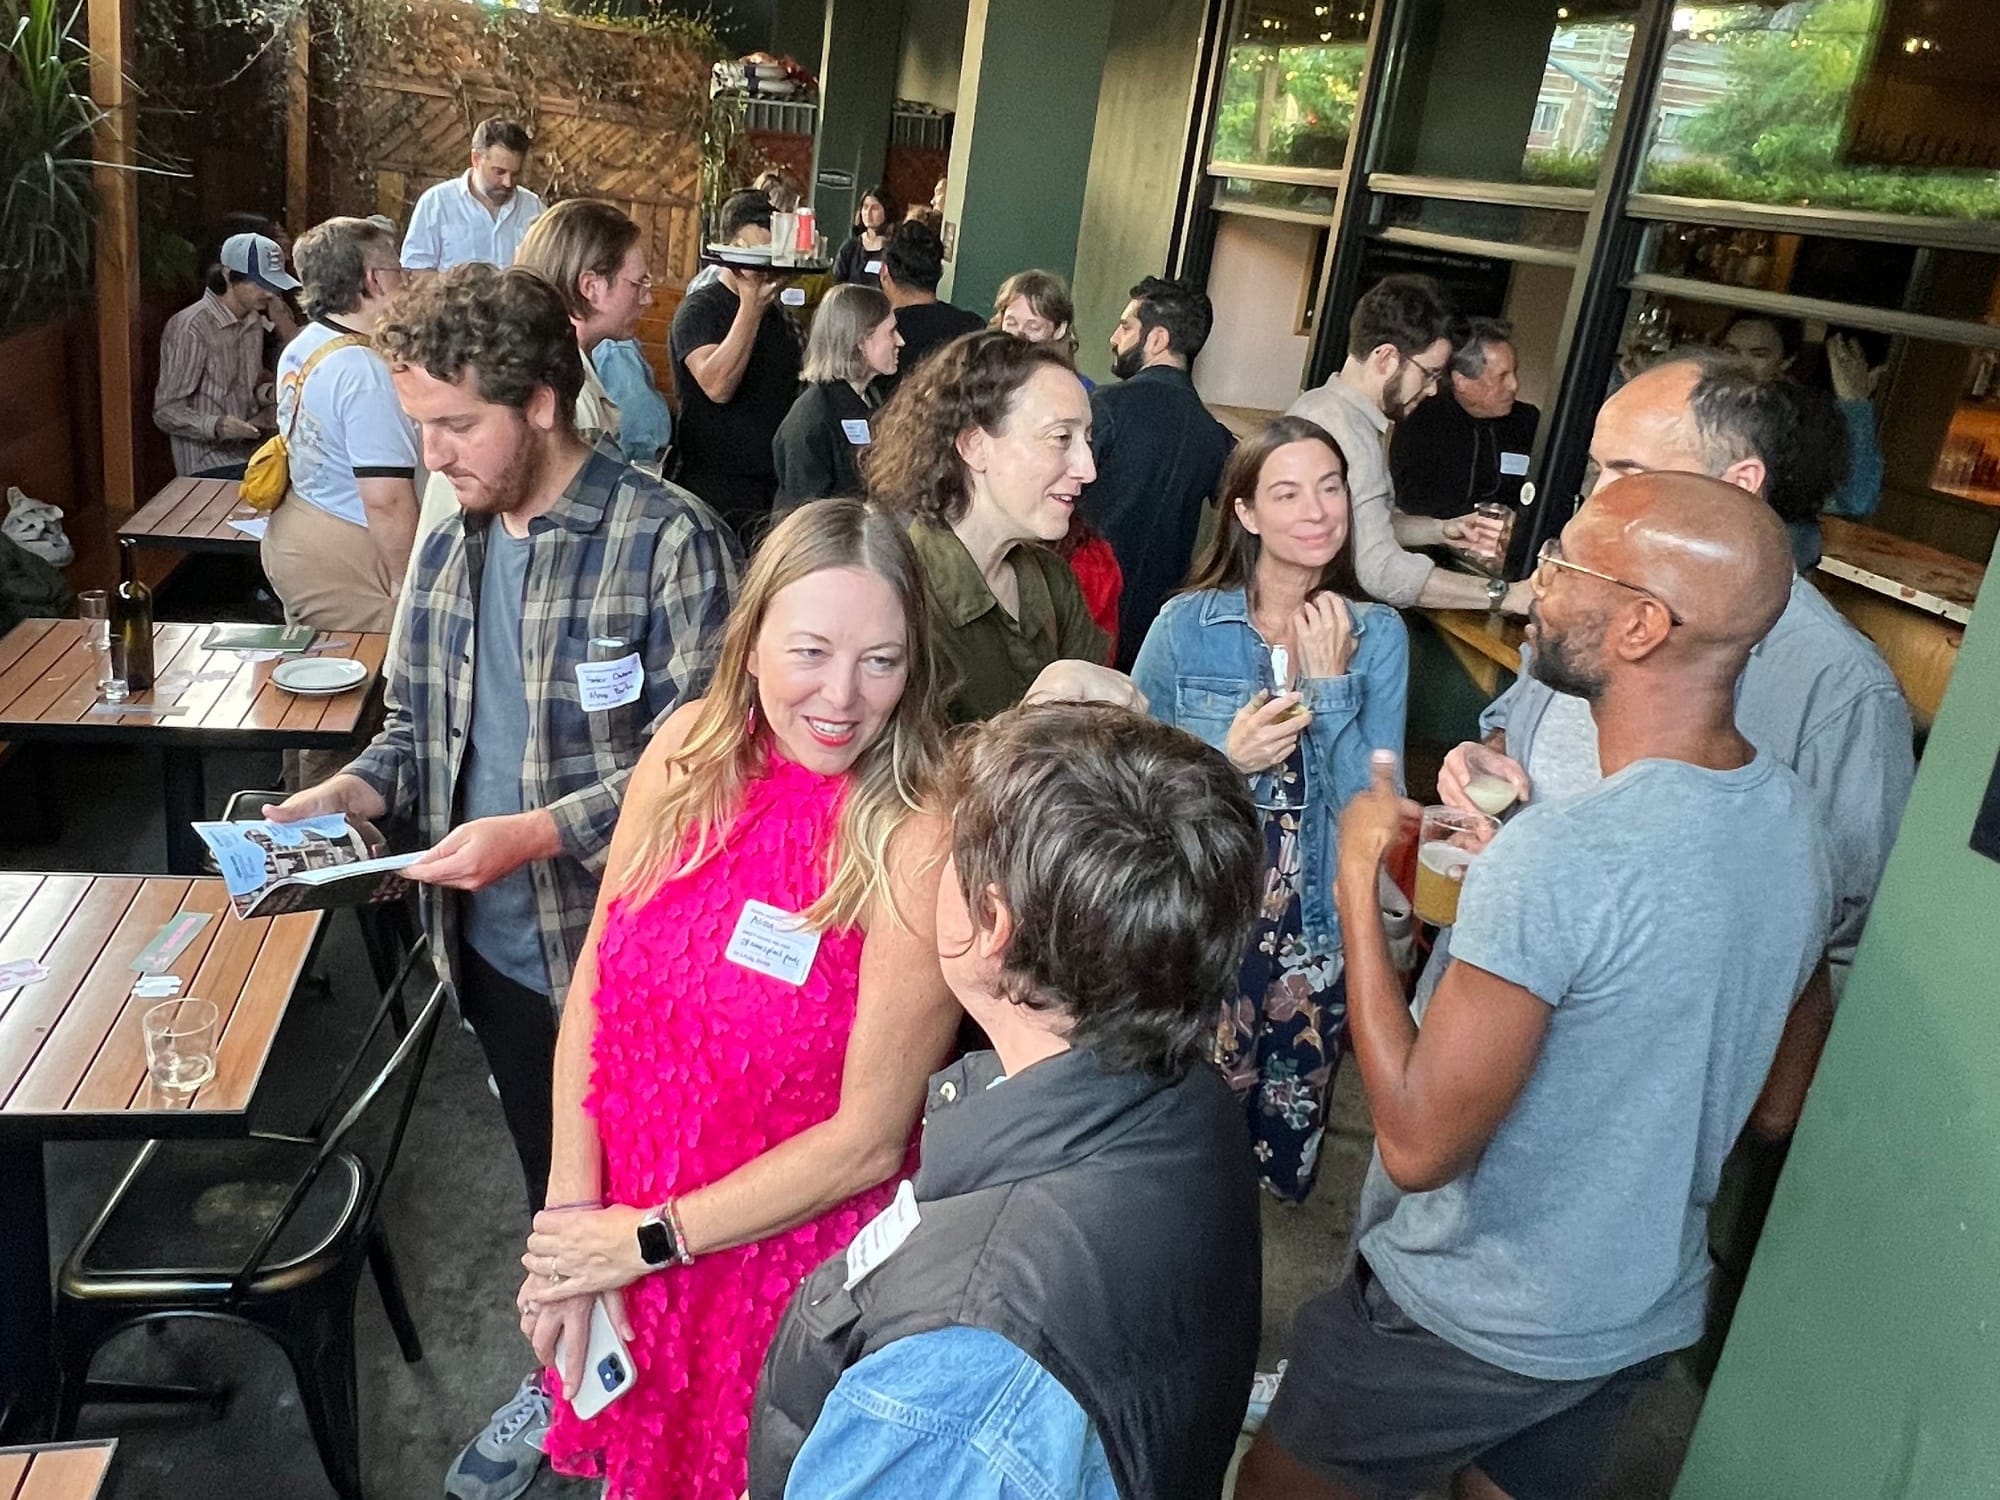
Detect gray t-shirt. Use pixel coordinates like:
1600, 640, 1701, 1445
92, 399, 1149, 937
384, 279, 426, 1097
460, 527, 547, 992
1357, 753, 1833, 1380
1522, 690, 1600, 804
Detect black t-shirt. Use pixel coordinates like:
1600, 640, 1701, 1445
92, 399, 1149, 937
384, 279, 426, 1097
831, 235, 889, 286
890, 300, 986, 385
669, 279, 802, 485
1388, 390, 1541, 519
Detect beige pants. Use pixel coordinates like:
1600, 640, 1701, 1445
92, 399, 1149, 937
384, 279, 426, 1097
261, 495, 399, 787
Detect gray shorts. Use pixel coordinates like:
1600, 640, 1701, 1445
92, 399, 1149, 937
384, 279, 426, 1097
1263, 1258, 1672, 1500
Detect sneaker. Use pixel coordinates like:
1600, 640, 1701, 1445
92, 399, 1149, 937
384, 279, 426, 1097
1243, 1361, 1287, 1436
444, 1372, 551, 1500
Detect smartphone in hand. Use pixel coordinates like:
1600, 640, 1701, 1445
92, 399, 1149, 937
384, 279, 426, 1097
558, 1298, 637, 1420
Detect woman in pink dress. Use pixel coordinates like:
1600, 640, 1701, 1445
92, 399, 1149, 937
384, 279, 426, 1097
515, 498, 961, 1500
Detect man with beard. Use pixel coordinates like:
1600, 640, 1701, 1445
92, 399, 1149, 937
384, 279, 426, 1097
1236, 473, 1831, 1500
267, 264, 739, 1500
1432, 351, 1913, 1386
402, 118, 546, 275
1289, 276, 1531, 614
1077, 275, 1235, 669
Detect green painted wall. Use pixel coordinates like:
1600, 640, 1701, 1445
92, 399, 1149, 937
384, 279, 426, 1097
812, 0, 904, 234
939, 0, 1116, 315
1069, 0, 1209, 384
1675, 553, 2000, 1496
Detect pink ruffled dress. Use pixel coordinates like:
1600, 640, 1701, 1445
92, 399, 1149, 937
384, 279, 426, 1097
544, 753, 892, 1500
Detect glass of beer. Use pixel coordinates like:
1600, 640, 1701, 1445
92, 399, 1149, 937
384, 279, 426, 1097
1412, 806, 1500, 927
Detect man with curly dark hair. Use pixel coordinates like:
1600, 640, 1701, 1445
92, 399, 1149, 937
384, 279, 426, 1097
751, 702, 1264, 1500
861, 331, 1137, 722
267, 262, 742, 1500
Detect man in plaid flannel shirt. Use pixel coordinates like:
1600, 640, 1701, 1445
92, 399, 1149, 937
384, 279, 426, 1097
272, 265, 740, 1500
271, 263, 738, 1206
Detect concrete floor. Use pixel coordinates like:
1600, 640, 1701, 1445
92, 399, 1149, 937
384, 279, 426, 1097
16, 740, 1701, 1500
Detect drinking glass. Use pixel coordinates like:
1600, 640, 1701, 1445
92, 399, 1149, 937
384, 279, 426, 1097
1251, 643, 1306, 814
78, 590, 128, 703
143, 997, 218, 1093
1471, 500, 1515, 576
1412, 806, 1500, 927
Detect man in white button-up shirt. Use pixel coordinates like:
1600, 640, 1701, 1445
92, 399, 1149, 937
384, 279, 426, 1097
401, 117, 546, 275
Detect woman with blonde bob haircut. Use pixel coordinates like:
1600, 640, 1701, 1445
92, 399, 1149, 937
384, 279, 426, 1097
522, 498, 961, 1500
772, 283, 902, 510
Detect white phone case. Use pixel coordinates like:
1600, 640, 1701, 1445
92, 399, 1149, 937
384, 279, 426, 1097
559, 1297, 637, 1420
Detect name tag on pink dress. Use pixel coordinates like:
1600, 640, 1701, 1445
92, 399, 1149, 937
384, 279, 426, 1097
725, 900, 821, 985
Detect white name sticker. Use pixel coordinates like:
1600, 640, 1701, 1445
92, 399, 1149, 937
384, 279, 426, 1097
575, 652, 643, 712
840, 418, 872, 446
780, 286, 807, 307
844, 1179, 920, 1290
725, 899, 822, 986
864, 259, 882, 275
1499, 450, 1531, 476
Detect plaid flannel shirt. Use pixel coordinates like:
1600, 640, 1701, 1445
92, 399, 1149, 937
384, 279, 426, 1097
347, 445, 740, 1001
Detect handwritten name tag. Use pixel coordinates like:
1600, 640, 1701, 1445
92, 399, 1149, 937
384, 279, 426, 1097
864, 259, 882, 275
575, 653, 643, 712
841, 418, 872, 446
725, 900, 822, 986
1499, 450, 1531, 476
780, 287, 807, 307
845, 1179, 920, 1289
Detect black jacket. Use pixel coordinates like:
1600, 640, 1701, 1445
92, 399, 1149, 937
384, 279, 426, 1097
772, 380, 874, 511
1080, 365, 1235, 670
749, 1048, 1262, 1500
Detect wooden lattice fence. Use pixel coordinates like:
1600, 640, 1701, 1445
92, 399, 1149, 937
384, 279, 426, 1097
299, 0, 720, 346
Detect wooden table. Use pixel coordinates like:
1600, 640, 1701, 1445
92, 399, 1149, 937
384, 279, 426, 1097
0, 621, 387, 873
1418, 608, 1526, 696
116, 478, 262, 574
0, 876, 323, 1440
0, 1441, 117, 1499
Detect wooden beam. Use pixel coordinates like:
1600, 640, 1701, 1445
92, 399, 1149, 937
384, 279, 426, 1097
87, 0, 140, 519
286, 10, 311, 231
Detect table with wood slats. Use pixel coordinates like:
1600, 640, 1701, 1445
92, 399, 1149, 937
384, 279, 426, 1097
0, 620, 388, 873
116, 477, 261, 567
0, 876, 322, 1441
0, 1441, 117, 1500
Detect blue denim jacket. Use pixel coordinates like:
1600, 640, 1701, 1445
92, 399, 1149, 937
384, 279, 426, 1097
785, 1326, 1116, 1500
1133, 587, 1408, 955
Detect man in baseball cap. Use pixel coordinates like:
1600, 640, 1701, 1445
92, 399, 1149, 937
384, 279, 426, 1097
154, 229, 294, 476
220, 231, 302, 296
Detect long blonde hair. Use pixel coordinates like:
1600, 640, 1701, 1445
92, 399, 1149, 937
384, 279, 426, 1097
623, 499, 944, 931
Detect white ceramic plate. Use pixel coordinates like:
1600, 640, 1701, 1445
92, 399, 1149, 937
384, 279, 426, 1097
271, 657, 367, 695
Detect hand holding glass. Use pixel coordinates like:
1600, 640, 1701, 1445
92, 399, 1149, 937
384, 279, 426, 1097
1413, 806, 1500, 927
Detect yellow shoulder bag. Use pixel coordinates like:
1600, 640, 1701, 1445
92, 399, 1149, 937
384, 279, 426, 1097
240, 333, 368, 513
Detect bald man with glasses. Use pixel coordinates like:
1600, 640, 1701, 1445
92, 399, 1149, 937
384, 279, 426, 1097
1289, 276, 1533, 615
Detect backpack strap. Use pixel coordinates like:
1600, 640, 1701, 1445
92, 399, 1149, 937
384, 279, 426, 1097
281, 333, 369, 441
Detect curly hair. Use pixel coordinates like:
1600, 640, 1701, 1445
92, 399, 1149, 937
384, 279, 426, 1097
945, 702, 1261, 1079
862, 331, 1075, 526
374, 264, 584, 424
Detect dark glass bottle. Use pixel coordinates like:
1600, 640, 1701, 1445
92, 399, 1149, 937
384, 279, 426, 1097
114, 576, 155, 690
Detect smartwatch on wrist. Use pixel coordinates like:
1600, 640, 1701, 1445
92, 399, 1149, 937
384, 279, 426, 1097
1485, 575, 1510, 611
636, 1209, 675, 1268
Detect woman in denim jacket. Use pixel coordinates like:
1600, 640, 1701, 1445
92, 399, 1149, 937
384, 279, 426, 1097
1133, 415, 1407, 1201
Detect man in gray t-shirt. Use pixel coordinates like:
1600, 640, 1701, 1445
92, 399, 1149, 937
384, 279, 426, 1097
1239, 474, 1831, 1500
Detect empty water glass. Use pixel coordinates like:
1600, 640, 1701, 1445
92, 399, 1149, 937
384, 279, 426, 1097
78, 590, 128, 703
143, 997, 218, 1093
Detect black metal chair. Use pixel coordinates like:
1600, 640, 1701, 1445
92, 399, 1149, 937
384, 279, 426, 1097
52, 966, 447, 1499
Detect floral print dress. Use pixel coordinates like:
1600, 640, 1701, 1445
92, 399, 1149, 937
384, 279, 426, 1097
1217, 740, 1348, 1203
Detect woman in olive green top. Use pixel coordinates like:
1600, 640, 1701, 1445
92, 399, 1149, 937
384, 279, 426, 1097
864, 331, 1119, 722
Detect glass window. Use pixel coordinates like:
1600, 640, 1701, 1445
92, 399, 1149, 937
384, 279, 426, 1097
1375, 1, 1638, 187
1214, 176, 1341, 218
1638, 0, 2000, 221
1381, 195, 1587, 255
1209, 0, 1370, 171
